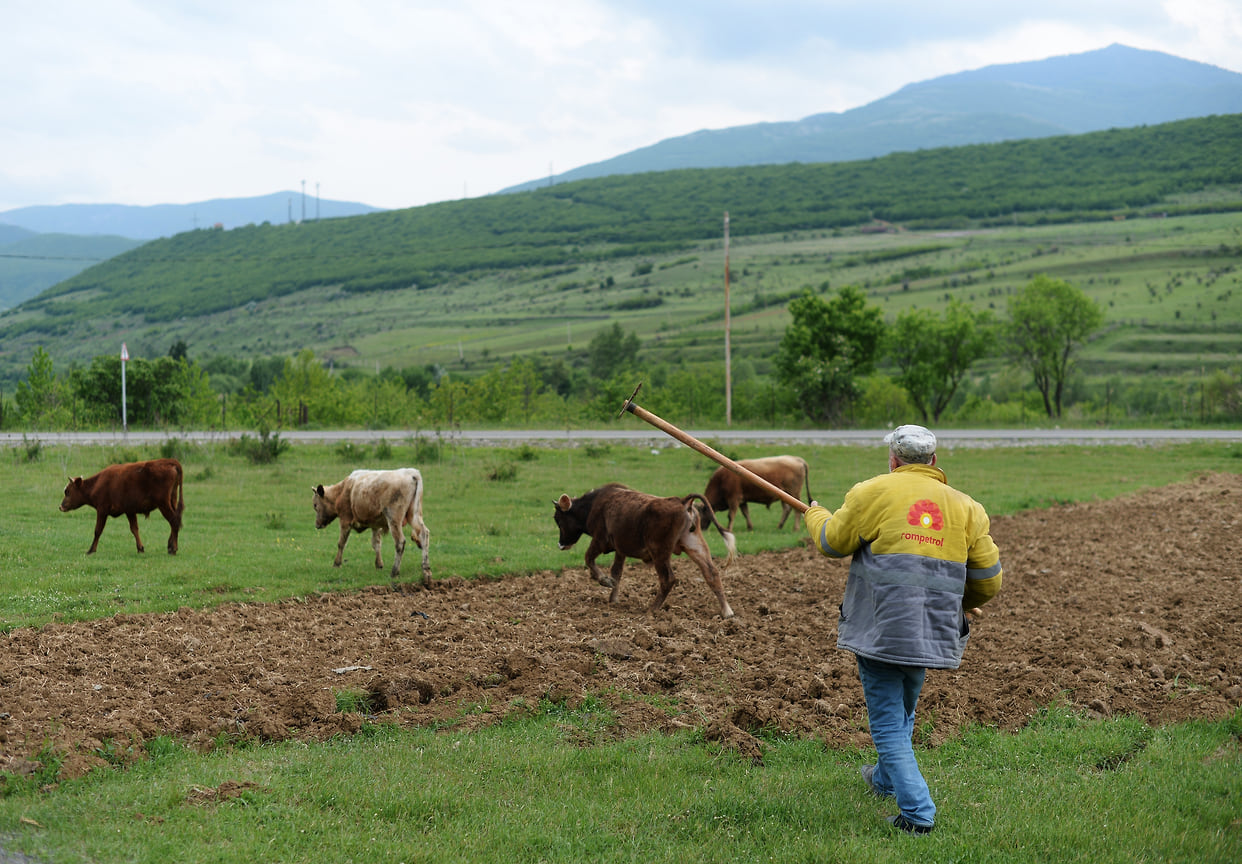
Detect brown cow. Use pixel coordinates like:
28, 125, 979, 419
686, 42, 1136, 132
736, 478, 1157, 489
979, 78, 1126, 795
59, 458, 184, 555
702, 455, 812, 531
553, 482, 737, 618
312, 468, 431, 585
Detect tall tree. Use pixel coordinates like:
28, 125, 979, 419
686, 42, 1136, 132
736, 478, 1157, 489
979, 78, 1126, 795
889, 300, 995, 423
1007, 275, 1104, 418
587, 323, 640, 382
15, 346, 68, 427
774, 285, 885, 424
71, 354, 218, 426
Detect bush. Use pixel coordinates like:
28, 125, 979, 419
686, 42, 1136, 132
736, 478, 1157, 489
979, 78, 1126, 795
335, 441, 369, 462
159, 437, 193, 462
411, 433, 444, 464
486, 461, 518, 482
19, 435, 42, 464
230, 426, 291, 464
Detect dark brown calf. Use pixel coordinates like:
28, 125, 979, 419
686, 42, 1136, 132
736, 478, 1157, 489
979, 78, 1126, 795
702, 455, 812, 531
60, 458, 184, 554
553, 482, 737, 618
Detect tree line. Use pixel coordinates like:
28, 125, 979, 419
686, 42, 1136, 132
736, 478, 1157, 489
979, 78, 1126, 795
4, 275, 1239, 433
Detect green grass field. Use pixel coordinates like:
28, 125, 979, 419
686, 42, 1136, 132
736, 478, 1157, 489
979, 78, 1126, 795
0, 440, 1239, 862
4, 438, 1240, 629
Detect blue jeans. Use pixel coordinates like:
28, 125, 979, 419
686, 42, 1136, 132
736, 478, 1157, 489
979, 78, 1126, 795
856, 655, 936, 827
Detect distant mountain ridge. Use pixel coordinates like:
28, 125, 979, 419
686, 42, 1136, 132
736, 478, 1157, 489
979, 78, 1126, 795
503, 44, 1242, 192
0, 191, 384, 240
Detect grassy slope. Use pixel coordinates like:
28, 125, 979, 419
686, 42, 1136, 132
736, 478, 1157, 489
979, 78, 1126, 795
2, 211, 1236, 396
0, 116, 1240, 388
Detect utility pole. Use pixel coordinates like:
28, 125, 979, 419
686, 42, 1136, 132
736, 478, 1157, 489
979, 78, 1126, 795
724, 211, 732, 426
120, 342, 129, 433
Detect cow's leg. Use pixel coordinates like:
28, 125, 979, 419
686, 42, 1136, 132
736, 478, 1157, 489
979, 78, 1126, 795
385, 513, 406, 579
87, 511, 108, 554
370, 528, 386, 570
740, 502, 755, 531
607, 554, 626, 604
126, 513, 145, 553
680, 534, 734, 618
334, 523, 352, 567
777, 502, 793, 529
158, 501, 181, 554
647, 558, 677, 614
584, 539, 614, 588
410, 519, 432, 585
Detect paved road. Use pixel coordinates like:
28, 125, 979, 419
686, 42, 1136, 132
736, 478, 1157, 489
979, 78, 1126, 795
4, 428, 1241, 448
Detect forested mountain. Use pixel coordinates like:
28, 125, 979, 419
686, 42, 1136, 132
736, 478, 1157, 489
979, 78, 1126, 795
0, 191, 383, 240
0, 228, 143, 311
0, 113, 1239, 388
0, 192, 383, 308
502, 44, 1242, 192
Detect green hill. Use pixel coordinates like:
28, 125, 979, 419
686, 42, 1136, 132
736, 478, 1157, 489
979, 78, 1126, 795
0, 230, 144, 311
1, 114, 1240, 390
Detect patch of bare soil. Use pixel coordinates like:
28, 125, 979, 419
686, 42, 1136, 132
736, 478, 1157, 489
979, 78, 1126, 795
2, 474, 1239, 779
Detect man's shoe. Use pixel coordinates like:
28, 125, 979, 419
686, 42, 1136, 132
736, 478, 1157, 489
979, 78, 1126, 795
860, 765, 893, 799
887, 814, 933, 835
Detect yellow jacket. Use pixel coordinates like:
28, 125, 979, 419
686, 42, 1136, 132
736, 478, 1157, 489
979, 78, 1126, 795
805, 463, 1002, 669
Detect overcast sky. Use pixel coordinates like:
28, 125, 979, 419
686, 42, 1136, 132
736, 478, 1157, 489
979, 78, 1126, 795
3, 0, 1240, 214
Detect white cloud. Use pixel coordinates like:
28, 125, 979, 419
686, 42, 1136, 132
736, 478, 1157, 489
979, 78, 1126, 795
0, 0, 1238, 213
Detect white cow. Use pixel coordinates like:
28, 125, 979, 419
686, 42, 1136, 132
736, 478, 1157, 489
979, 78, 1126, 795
312, 468, 431, 584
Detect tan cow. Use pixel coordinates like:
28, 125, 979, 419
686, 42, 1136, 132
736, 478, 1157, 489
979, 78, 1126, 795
701, 455, 812, 531
312, 468, 431, 584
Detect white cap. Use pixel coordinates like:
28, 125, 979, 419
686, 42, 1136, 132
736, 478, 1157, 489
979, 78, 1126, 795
884, 425, 937, 462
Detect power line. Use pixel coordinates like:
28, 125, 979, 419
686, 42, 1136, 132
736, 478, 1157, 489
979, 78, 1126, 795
0, 252, 111, 262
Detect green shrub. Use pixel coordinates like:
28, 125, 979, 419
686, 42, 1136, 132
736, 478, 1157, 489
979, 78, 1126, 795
230, 426, 291, 464
335, 441, 368, 462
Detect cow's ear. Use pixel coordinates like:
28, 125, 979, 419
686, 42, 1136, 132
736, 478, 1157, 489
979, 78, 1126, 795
314, 484, 325, 497
556, 493, 573, 511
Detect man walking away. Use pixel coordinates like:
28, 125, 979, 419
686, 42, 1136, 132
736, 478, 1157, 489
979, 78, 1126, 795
804, 424, 1003, 834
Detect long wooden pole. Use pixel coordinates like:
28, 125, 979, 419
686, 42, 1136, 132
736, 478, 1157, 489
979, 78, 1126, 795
618, 384, 808, 514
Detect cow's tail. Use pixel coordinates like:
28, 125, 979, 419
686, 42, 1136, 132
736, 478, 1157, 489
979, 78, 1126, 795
802, 458, 813, 505
408, 469, 425, 525
174, 461, 185, 516
684, 493, 737, 567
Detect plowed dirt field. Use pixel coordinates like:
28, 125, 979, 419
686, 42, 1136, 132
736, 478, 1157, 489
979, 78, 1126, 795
3, 473, 1238, 778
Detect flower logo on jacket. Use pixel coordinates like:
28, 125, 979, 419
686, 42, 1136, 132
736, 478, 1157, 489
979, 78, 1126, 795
908, 500, 943, 531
